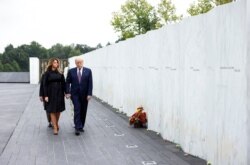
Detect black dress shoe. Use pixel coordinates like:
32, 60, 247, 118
75, 130, 80, 136
79, 128, 84, 132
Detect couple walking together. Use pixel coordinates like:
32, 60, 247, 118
39, 57, 93, 136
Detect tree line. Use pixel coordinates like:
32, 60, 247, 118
111, 0, 233, 41
0, 41, 103, 72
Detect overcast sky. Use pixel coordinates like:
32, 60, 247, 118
0, 0, 194, 53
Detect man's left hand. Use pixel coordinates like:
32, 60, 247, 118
87, 95, 91, 101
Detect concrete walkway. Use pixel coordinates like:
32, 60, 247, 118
0, 84, 206, 165
0, 84, 36, 155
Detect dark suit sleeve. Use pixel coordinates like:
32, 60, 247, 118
39, 74, 44, 97
66, 69, 72, 94
88, 69, 93, 96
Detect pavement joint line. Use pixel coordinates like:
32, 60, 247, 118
142, 161, 157, 165
126, 144, 138, 149
114, 133, 125, 137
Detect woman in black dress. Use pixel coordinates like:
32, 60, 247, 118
43, 58, 66, 135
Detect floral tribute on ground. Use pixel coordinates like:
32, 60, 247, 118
129, 106, 147, 128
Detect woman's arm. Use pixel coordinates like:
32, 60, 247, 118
61, 74, 66, 94
65, 70, 72, 94
43, 72, 49, 102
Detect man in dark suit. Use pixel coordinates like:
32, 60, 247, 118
66, 57, 93, 136
39, 73, 52, 128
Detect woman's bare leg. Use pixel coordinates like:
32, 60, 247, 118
55, 112, 61, 131
50, 113, 58, 135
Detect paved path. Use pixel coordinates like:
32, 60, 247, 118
0, 84, 206, 165
0, 84, 36, 154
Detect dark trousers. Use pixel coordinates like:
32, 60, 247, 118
43, 101, 51, 123
46, 112, 51, 123
71, 94, 88, 130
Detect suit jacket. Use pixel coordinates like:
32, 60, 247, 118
66, 67, 93, 96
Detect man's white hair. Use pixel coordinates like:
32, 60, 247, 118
75, 56, 83, 62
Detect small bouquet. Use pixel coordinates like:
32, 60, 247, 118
129, 106, 147, 128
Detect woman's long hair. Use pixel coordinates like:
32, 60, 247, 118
46, 58, 61, 73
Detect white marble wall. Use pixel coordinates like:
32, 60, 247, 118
29, 57, 40, 84
69, 1, 248, 164
246, 0, 250, 164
